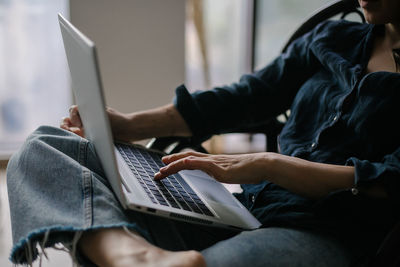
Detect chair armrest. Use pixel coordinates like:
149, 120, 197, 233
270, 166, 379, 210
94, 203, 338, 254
146, 117, 285, 154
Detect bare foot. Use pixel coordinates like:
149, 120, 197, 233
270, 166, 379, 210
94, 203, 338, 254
78, 227, 206, 267
114, 247, 206, 267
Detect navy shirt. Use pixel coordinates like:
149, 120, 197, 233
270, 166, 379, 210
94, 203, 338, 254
174, 20, 400, 252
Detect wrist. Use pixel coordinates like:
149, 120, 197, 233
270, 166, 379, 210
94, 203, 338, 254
249, 152, 278, 184
124, 104, 192, 141
164, 104, 192, 137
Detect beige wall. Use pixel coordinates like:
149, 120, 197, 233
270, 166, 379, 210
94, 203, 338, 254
70, 0, 185, 113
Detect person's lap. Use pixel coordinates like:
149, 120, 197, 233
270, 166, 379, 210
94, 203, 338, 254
7, 126, 354, 266
144, 213, 354, 267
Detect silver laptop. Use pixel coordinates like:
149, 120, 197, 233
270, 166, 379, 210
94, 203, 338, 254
58, 13, 261, 230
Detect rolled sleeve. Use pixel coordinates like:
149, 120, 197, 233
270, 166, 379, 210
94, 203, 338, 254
346, 147, 400, 205
172, 22, 335, 143
173, 84, 213, 144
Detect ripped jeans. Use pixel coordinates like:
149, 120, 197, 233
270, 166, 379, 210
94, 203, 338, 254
7, 126, 357, 266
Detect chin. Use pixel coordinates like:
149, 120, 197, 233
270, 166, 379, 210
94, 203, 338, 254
360, 0, 400, 24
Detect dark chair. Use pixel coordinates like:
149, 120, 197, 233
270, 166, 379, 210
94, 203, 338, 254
147, 0, 400, 266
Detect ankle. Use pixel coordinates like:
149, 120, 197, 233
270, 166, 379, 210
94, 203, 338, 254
183, 250, 206, 267
78, 228, 151, 267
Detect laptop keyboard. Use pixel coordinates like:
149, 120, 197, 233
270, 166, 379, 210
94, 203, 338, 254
116, 144, 214, 217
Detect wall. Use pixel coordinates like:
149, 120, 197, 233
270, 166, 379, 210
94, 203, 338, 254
70, 0, 185, 113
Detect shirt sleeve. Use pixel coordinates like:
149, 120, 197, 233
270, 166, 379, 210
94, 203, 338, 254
346, 147, 400, 205
173, 21, 332, 143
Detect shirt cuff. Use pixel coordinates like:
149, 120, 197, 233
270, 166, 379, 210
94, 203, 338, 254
346, 157, 400, 204
173, 84, 213, 145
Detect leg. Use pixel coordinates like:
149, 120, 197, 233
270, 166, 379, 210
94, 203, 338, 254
78, 228, 205, 267
6, 126, 236, 266
202, 227, 356, 267
7, 126, 147, 264
11, 126, 355, 267
78, 201, 239, 266
77, 222, 356, 267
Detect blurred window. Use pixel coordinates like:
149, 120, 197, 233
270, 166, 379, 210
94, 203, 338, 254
185, 0, 244, 91
185, 0, 335, 153
255, 0, 332, 70
0, 0, 70, 159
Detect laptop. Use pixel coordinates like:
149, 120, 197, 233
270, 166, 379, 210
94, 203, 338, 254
58, 13, 261, 230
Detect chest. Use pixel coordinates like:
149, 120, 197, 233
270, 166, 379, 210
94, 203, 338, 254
366, 36, 398, 74
279, 69, 400, 161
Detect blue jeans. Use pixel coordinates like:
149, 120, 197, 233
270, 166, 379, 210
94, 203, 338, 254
7, 126, 357, 266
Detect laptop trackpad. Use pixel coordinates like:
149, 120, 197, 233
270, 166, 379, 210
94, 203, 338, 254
181, 171, 240, 208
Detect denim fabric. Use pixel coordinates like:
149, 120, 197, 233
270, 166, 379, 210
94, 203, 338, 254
174, 20, 400, 253
7, 126, 357, 266
7, 126, 150, 265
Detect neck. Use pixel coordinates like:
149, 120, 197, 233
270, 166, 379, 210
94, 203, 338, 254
385, 23, 400, 49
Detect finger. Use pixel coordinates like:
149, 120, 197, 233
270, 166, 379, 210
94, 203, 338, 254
69, 105, 82, 127
60, 117, 72, 128
161, 151, 207, 164
70, 127, 85, 137
154, 156, 216, 180
60, 116, 85, 137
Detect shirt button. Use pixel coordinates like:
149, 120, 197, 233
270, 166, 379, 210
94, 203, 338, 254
333, 115, 338, 122
351, 188, 359, 195
311, 142, 316, 148
251, 195, 255, 203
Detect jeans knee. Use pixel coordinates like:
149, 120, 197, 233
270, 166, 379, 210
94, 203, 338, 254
12, 125, 80, 159
28, 125, 81, 147
6, 125, 84, 184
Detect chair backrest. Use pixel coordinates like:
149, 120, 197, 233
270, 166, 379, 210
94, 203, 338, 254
252, 0, 363, 152
280, 0, 363, 53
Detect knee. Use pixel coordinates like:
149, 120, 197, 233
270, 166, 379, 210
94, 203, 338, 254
6, 125, 84, 181
26, 125, 81, 148
9, 125, 70, 161
202, 228, 352, 267
14, 126, 78, 154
